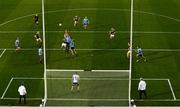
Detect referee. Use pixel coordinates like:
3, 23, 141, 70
138, 78, 147, 99
18, 83, 27, 104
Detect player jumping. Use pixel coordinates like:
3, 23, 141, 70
109, 27, 116, 39
15, 37, 21, 53
136, 46, 146, 62
83, 16, 89, 29
73, 16, 80, 27
34, 31, 42, 46
61, 38, 67, 50
64, 30, 71, 52
71, 72, 80, 92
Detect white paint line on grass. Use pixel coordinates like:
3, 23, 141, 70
3, 97, 180, 102
1, 48, 180, 52
47, 98, 128, 101
3, 98, 42, 100
0, 49, 6, 59
168, 79, 176, 100
91, 70, 130, 72
129, 0, 134, 106
1, 78, 13, 99
12, 77, 169, 81
2, 30, 180, 34
46, 69, 84, 72
46, 69, 130, 72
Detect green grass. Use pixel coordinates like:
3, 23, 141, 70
0, 0, 180, 106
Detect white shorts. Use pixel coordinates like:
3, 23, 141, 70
110, 34, 115, 38
74, 21, 78, 24
36, 38, 42, 42
61, 43, 67, 48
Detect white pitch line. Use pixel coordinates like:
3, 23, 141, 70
47, 98, 128, 101
133, 99, 180, 101
1, 48, 180, 52
46, 69, 84, 72
1, 30, 180, 34
12, 77, 169, 81
0, 49, 6, 59
129, 0, 134, 106
1, 78, 13, 99
168, 79, 176, 100
91, 70, 130, 72
3, 97, 180, 102
41, 0, 48, 105
3, 98, 42, 100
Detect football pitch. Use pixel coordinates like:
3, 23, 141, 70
0, 0, 180, 106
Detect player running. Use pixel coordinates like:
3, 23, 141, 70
38, 46, 43, 64
15, 37, 21, 52
34, 31, 42, 46
83, 16, 89, 29
109, 27, 116, 39
34, 14, 39, 25
73, 16, 80, 27
136, 46, 146, 62
71, 72, 80, 92
70, 39, 77, 56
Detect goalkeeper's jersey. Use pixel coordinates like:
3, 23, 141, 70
72, 74, 79, 83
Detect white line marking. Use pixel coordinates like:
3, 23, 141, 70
1, 48, 180, 52
41, 0, 47, 106
1, 30, 180, 34
12, 77, 169, 81
3, 98, 42, 100
46, 69, 84, 72
91, 70, 130, 72
168, 79, 176, 100
3, 97, 180, 102
46, 69, 130, 72
1, 78, 13, 99
0, 48, 126, 51
47, 98, 128, 101
129, 0, 134, 106
0, 49, 6, 58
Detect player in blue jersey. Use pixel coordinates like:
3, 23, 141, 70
83, 16, 89, 29
64, 30, 71, 52
70, 39, 77, 56
136, 46, 146, 62
15, 37, 21, 52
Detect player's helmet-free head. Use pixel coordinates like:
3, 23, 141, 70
140, 77, 143, 80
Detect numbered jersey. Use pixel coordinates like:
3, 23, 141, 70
72, 74, 79, 83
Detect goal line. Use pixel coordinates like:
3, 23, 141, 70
46, 69, 130, 72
